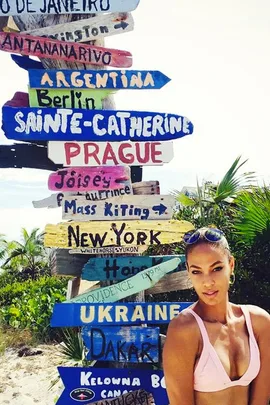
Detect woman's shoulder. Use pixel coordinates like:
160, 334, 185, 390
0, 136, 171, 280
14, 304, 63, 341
242, 304, 270, 336
167, 307, 200, 339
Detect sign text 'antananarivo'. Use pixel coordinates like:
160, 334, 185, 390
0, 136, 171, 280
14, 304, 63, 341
48, 141, 173, 166
28, 69, 171, 90
0, 0, 140, 16
44, 219, 193, 249
51, 302, 193, 327
0, 33, 132, 67
82, 255, 186, 281
65, 257, 180, 303
48, 166, 130, 192
23, 13, 134, 42
62, 195, 174, 221
29, 88, 114, 110
2, 106, 194, 142
82, 326, 160, 363
55, 367, 168, 405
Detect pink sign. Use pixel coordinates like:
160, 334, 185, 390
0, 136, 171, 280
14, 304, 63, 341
48, 166, 130, 192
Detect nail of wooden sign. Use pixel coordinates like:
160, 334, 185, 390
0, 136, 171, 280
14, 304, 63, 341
32, 181, 160, 209
44, 219, 194, 249
0, 0, 140, 15
48, 141, 173, 166
23, 13, 134, 42
0, 33, 132, 67
2, 106, 194, 142
82, 326, 160, 363
62, 195, 175, 221
28, 68, 171, 90
29, 88, 114, 110
86, 389, 155, 405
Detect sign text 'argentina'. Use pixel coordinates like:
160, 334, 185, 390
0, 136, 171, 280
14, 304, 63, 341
44, 219, 193, 249
0, 0, 140, 15
2, 107, 194, 142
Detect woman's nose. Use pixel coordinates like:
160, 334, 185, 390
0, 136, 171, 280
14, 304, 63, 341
203, 274, 215, 287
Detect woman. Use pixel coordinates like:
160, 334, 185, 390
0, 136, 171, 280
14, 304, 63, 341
163, 228, 270, 405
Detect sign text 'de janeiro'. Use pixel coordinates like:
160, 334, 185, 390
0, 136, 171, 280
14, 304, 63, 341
48, 141, 173, 166
50, 302, 193, 327
56, 367, 168, 405
29, 88, 114, 110
82, 326, 159, 363
83, 389, 154, 405
44, 219, 194, 249
23, 13, 134, 43
28, 69, 171, 90
82, 255, 186, 281
32, 181, 159, 209
0, 0, 140, 15
0, 33, 132, 68
2, 107, 194, 142
65, 258, 180, 303
48, 166, 130, 192
62, 195, 174, 221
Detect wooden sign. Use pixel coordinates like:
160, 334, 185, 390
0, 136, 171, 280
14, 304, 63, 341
62, 195, 174, 221
69, 246, 147, 255
82, 326, 159, 363
82, 255, 186, 281
32, 181, 159, 209
11, 54, 43, 71
29, 88, 114, 110
0, 0, 140, 16
44, 219, 193, 249
23, 13, 134, 42
65, 257, 180, 303
50, 302, 192, 327
48, 141, 173, 166
48, 166, 130, 192
28, 69, 171, 90
2, 106, 194, 142
0, 33, 132, 67
85, 389, 155, 405
56, 367, 167, 405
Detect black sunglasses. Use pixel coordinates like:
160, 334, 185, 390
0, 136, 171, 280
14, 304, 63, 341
183, 228, 225, 245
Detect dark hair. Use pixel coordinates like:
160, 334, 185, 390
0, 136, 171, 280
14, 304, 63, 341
185, 227, 231, 260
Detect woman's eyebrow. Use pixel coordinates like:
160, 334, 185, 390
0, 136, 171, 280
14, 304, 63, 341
189, 264, 202, 269
210, 260, 223, 267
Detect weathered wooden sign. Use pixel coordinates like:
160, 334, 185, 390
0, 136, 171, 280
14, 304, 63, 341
48, 166, 130, 192
82, 255, 186, 281
56, 367, 167, 405
23, 13, 134, 42
0, 33, 132, 67
65, 258, 180, 303
69, 246, 147, 255
82, 326, 159, 363
44, 219, 193, 249
28, 69, 171, 90
29, 88, 114, 110
0, 0, 140, 16
51, 302, 192, 326
86, 389, 155, 405
62, 195, 174, 221
48, 141, 173, 166
32, 181, 159, 209
2, 106, 194, 142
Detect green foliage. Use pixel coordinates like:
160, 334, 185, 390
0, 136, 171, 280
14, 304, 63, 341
0, 276, 68, 341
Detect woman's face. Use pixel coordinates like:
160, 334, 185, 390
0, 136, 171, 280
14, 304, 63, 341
187, 243, 234, 305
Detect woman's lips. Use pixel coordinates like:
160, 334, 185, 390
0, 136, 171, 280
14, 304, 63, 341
203, 291, 218, 297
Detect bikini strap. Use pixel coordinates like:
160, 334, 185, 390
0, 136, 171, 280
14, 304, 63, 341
185, 308, 210, 344
241, 305, 257, 344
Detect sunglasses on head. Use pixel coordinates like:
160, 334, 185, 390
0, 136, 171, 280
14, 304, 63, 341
183, 228, 225, 245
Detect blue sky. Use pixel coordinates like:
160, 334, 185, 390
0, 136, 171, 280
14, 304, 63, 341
0, 0, 270, 240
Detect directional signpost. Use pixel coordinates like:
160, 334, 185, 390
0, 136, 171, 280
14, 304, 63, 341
23, 13, 134, 42
2, 106, 193, 142
28, 69, 171, 90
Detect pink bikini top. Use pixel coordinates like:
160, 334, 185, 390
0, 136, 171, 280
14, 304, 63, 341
185, 305, 261, 392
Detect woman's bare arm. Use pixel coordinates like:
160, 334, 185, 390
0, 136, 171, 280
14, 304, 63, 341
163, 314, 199, 405
249, 305, 270, 405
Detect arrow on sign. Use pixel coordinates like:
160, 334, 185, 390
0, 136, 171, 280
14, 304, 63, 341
152, 203, 168, 215
114, 21, 129, 30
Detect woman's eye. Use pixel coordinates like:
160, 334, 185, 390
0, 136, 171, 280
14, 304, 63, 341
213, 267, 223, 272
191, 270, 201, 275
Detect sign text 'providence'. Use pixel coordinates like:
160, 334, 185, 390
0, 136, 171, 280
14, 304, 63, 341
2, 107, 194, 142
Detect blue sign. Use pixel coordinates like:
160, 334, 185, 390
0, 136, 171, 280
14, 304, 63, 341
50, 302, 193, 327
28, 69, 171, 90
82, 326, 160, 363
11, 54, 43, 71
57, 367, 168, 405
2, 106, 194, 142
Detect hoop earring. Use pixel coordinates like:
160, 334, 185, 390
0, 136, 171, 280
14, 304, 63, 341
229, 273, 235, 286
